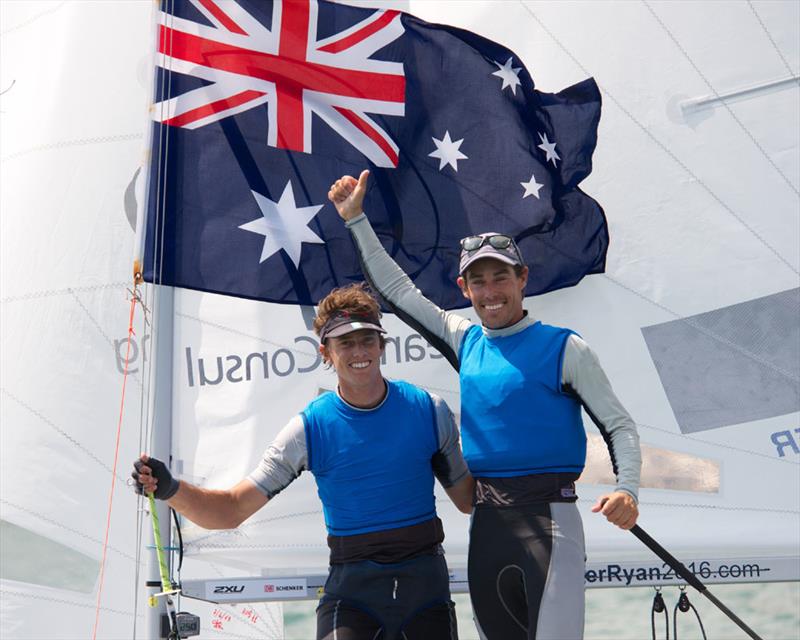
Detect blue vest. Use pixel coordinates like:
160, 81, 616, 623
459, 322, 586, 477
303, 380, 439, 536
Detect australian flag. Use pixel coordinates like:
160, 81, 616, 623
143, 0, 608, 309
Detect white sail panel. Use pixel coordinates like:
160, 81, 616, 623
171, 0, 799, 583
0, 1, 283, 637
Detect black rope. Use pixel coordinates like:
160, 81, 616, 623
651, 587, 669, 640
171, 508, 184, 574
630, 525, 763, 639
673, 587, 707, 640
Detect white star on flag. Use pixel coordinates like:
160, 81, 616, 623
521, 173, 544, 199
429, 131, 468, 171
537, 132, 560, 166
492, 57, 522, 95
239, 181, 324, 268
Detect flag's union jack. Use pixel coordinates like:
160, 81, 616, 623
155, 0, 406, 167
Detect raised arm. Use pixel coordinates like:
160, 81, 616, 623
328, 171, 472, 369
561, 335, 642, 529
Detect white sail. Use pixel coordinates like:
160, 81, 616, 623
0, 1, 282, 637
168, 0, 799, 590
2, 0, 798, 638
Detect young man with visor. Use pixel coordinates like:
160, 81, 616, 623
328, 171, 642, 640
132, 283, 474, 640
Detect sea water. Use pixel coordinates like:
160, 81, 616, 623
284, 582, 800, 639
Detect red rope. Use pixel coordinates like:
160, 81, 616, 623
92, 294, 138, 639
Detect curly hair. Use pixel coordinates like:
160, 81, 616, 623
313, 283, 382, 338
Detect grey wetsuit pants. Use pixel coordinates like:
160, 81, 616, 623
468, 502, 585, 639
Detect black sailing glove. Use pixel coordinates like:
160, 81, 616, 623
132, 456, 180, 500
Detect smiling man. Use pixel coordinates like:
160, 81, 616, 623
132, 283, 473, 640
329, 171, 642, 640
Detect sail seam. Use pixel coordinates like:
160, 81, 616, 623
0, 133, 145, 164
0, 388, 126, 481
0, 590, 142, 617
518, 1, 799, 275
0, 282, 128, 304
636, 422, 800, 466
746, 0, 798, 77
0, 498, 139, 562
575, 498, 798, 515
603, 276, 800, 384
643, 0, 800, 198
0, 1, 67, 35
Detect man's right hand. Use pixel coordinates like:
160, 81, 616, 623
328, 170, 369, 221
132, 454, 180, 500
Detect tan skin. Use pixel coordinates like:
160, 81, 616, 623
136, 329, 475, 524
329, 170, 639, 530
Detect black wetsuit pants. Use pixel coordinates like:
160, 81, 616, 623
316, 553, 458, 640
468, 502, 585, 639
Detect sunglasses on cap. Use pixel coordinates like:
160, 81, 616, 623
460, 234, 517, 252
461, 234, 524, 264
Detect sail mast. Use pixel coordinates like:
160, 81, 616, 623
143, 285, 176, 640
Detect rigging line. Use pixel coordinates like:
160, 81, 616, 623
594, 499, 798, 515
92, 294, 138, 640
175, 311, 318, 358
132, 318, 151, 632
635, 421, 800, 466
0, 590, 143, 617
143, 0, 178, 459
134, 1, 175, 633
747, 0, 798, 77
0, 498, 139, 562
132, 494, 145, 640
188, 509, 324, 544
0, 133, 144, 164
517, 1, 799, 276
642, 0, 799, 198
0, 1, 67, 35
0, 388, 125, 481
136, 7, 179, 634
0, 282, 128, 304
186, 541, 328, 550
600, 274, 799, 384
133, 296, 154, 638
155, 0, 177, 293
69, 287, 144, 390
139, 0, 174, 452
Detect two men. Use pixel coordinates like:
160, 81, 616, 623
329, 170, 642, 640
133, 283, 473, 640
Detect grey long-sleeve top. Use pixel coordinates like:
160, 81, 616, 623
346, 213, 642, 500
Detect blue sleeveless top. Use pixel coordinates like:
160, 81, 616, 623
303, 380, 439, 536
459, 321, 586, 477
